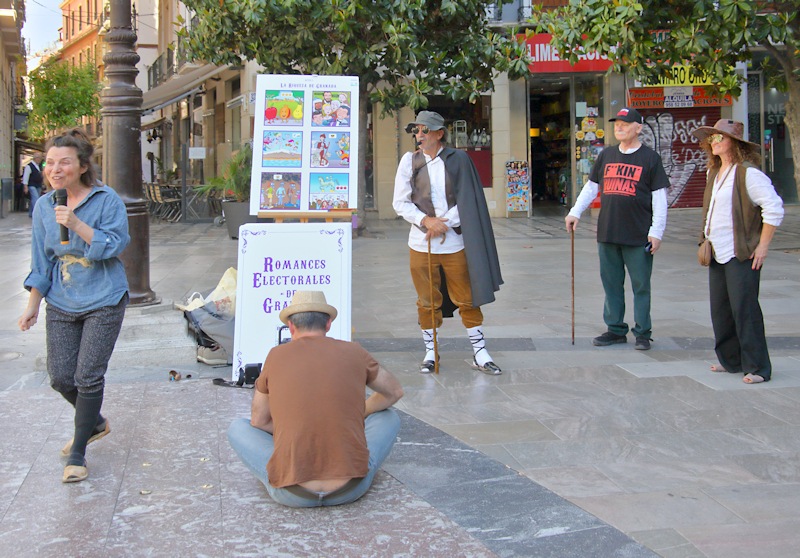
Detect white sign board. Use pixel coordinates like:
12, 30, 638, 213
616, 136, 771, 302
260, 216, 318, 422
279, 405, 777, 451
232, 222, 352, 378
188, 147, 206, 160
250, 74, 359, 215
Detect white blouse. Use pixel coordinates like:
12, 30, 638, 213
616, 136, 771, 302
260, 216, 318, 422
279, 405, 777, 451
705, 165, 784, 264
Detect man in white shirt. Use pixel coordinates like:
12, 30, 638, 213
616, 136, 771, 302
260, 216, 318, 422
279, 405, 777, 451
565, 107, 669, 351
393, 111, 503, 374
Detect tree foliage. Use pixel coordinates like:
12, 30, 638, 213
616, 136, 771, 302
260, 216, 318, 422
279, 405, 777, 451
181, 0, 530, 112
28, 58, 102, 141
533, 0, 800, 199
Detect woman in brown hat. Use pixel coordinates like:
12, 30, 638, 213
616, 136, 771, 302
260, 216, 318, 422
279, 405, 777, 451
692, 119, 784, 384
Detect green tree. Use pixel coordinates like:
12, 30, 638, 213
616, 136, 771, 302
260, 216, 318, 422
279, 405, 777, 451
28, 58, 102, 141
533, 0, 799, 200
180, 0, 531, 226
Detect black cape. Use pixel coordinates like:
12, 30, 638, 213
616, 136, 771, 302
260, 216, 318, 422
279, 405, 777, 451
439, 147, 503, 307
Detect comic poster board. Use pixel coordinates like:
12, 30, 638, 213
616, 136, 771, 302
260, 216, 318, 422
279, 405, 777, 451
232, 223, 352, 379
506, 161, 530, 215
251, 75, 359, 215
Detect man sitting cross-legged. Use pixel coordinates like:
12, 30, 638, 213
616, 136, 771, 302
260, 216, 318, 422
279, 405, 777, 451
228, 291, 404, 507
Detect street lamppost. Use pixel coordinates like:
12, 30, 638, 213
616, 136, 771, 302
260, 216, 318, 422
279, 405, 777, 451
101, 0, 158, 306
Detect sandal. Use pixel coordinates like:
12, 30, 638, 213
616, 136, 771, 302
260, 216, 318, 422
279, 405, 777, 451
62, 462, 88, 483
743, 373, 766, 384
60, 420, 111, 457
710, 364, 727, 372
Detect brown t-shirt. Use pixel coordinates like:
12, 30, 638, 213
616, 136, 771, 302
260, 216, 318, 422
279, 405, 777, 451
255, 336, 380, 488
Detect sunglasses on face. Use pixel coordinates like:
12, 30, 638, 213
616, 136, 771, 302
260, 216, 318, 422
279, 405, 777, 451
709, 133, 726, 144
411, 126, 431, 135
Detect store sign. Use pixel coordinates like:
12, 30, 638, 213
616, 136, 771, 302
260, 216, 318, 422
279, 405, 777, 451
629, 86, 732, 109
635, 65, 715, 88
523, 34, 613, 73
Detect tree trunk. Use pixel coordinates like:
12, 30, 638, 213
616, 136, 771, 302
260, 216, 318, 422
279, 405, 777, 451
357, 81, 369, 233
783, 77, 800, 202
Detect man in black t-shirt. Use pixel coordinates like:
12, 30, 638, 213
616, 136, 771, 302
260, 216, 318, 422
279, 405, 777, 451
565, 107, 669, 351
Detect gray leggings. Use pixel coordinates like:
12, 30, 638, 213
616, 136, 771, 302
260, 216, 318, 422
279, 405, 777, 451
46, 294, 128, 395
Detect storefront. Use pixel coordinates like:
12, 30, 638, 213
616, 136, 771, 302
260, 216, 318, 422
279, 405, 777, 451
747, 54, 797, 203
424, 95, 493, 188
525, 34, 613, 209
628, 66, 730, 208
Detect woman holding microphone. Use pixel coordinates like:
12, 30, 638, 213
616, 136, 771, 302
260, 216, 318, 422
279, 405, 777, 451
18, 128, 130, 483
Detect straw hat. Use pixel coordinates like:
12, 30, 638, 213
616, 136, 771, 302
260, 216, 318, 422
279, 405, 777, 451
691, 119, 759, 149
279, 290, 338, 325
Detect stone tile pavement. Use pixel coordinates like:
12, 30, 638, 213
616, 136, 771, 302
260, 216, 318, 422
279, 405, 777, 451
1, 203, 799, 557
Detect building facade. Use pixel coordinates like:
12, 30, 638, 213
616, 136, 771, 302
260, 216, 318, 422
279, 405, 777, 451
1, 0, 26, 211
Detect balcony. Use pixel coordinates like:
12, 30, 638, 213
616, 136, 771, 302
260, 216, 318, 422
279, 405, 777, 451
147, 48, 175, 90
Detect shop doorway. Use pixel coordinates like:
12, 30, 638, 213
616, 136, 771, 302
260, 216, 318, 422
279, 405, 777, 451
529, 77, 571, 207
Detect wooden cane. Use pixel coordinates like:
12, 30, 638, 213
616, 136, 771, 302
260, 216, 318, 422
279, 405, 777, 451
427, 236, 439, 374
571, 228, 575, 345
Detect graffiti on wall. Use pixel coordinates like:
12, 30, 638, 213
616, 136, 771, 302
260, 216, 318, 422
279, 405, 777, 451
639, 110, 719, 208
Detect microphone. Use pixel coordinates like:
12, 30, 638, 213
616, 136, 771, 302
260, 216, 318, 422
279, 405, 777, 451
53, 189, 70, 245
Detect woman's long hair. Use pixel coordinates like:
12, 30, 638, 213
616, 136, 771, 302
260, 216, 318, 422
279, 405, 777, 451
44, 128, 98, 188
700, 134, 761, 171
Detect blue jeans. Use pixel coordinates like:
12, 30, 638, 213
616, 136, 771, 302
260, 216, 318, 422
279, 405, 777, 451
28, 185, 41, 217
228, 408, 401, 507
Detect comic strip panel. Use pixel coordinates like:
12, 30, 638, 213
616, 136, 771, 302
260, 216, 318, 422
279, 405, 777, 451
310, 91, 352, 127
309, 173, 349, 209
310, 132, 351, 169
260, 172, 301, 210
261, 131, 303, 167
264, 90, 305, 126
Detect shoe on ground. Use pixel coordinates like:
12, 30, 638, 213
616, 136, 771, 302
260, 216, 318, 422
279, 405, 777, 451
62, 461, 88, 483
60, 420, 111, 457
470, 359, 502, 375
197, 345, 229, 365
420, 360, 436, 374
635, 336, 652, 350
592, 332, 627, 346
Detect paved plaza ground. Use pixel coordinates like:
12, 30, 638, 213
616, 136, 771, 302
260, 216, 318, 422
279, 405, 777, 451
1, 204, 799, 557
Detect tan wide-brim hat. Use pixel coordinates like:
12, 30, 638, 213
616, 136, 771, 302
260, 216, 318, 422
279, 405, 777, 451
279, 290, 338, 325
692, 119, 760, 149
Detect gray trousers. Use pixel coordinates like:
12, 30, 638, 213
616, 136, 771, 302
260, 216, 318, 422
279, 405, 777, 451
46, 294, 128, 395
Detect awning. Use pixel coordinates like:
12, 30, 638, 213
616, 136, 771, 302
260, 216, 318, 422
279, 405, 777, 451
142, 64, 230, 115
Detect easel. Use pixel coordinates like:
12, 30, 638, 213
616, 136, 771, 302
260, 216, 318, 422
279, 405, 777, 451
258, 209, 355, 224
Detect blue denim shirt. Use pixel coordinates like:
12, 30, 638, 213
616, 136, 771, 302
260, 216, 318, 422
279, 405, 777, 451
24, 185, 130, 313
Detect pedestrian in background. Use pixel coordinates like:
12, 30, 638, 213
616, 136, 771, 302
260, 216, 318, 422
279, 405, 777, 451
22, 152, 44, 217
17, 128, 130, 483
565, 107, 669, 351
693, 119, 784, 384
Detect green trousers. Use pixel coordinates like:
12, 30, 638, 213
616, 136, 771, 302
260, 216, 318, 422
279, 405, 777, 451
597, 242, 654, 339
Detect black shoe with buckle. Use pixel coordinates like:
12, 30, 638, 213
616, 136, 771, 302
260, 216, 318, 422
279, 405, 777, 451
635, 336, 652, 350
592, 331, 627, 346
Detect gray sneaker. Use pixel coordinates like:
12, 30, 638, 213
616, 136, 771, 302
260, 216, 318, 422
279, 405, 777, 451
197, 346, 229, 365
592, 332, 627, 346
635, 337, 652, 350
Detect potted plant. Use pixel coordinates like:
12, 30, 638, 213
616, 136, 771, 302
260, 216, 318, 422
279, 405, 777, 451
196, 143, 255, 238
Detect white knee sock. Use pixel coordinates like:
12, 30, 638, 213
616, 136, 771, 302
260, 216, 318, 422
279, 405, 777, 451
422, 329, 435, 362
467, 325, 494, 366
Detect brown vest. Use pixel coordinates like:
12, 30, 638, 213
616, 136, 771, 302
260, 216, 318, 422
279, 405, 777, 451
700, 162, 763, 261
410, 150, 457, 230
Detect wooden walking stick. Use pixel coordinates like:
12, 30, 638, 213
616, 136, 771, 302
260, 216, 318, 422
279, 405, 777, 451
427, 236, 439, 374
571, 228, 575, 345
